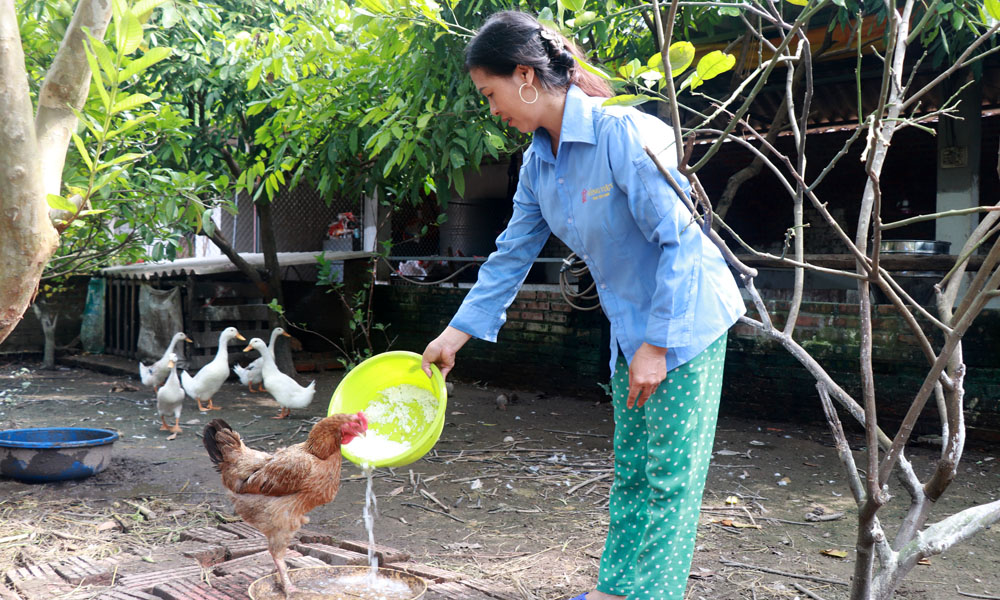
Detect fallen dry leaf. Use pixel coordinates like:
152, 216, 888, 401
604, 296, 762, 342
821, 549, 849, 558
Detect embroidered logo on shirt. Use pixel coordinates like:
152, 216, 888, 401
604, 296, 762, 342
586, 183, 613, 202
581, 189, 587, 203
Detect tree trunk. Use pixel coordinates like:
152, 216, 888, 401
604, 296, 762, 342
32, 303, 58, 369
256, 199, 295, 374
0, 0, 59, 344
0, 0, 112, 346
35, 0, 112, 203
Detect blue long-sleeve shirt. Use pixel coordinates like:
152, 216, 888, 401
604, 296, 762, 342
450, 85, 746, 373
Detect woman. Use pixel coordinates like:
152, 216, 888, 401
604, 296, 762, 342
421, 11, 745, 600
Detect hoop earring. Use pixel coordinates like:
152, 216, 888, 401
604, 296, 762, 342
518, 82, 539, 104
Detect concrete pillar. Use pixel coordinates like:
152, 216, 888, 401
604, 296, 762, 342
935, 75, 982, 249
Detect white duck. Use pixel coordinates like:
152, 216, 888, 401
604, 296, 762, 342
181, 327, 245, 411
233, 327, 291, 392
156, 353, 185, 436
139, 332, 191, 391
243, 337, 314, 419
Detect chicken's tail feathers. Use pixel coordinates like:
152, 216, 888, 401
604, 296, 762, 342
203, 418, 237, 468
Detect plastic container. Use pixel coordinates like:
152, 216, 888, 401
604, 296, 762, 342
328, 351, 447, 468
0, 427, 118, 482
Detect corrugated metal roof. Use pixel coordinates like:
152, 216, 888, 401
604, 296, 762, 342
100, 251, 372, 280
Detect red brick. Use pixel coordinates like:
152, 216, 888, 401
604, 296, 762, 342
427, 581, 478, 599
116, 565, 204, 591
222, 537, 269, 559
516, 290, 536, 300
51, 555, 114, 586
201, 573, 257, 599
460, 578, 522, 600
5, 563, 75, 599
181, 542, 228, 567
794, 315, 820, 327
179, 527, 239, 544
217, 522, 265, 539
293, 542, 367, 565
213, 549, 299, 576
289, 555, 328, 568
151, 579, 232, 600
295, 529, 337, 545
390, 561, 464, 583
338, 540, 410, 564
94, 590, 161, 600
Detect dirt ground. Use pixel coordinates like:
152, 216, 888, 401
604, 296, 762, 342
0, 357, 997, 600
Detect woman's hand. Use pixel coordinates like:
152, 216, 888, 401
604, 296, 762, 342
422, 326, 472, 380
627, 342, 668, 409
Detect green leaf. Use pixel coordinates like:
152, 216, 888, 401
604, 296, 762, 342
416, 113, 432, 129
47, 194, 77, 212
246, 101, 269, 117
357, 0, 388, 14
247, 64, 262, 91
202, 209, 216, 237
602, 94, 655, 107
785, 0, 808, 5
987, 0, 1000, 20
573, 55, 623, 82
111, 93, 154, 114
695, 50, 736, 84
451, 168, 465, 198
82, 43, 111, 110
121, 11, 144, 55
97, 153, 146, 170
106, 114, 154, 140
90, 37, 117, 82
132, 0, 168, 21
119, 46, 172, 81
668, 41, 696, 77
560, 0, 585, 12
618, 58, 642, 79
72, 133, 94, 171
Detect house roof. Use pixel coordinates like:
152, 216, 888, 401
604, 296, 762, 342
100, 251, 372, 280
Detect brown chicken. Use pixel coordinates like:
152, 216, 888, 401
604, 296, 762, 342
203, 412, 368, 596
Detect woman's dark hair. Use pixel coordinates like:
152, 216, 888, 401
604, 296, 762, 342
465, 11, 613, 99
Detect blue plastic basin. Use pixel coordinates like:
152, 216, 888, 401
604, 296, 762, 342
0, 427, 119, 483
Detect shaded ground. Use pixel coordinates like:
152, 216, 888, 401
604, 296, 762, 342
0, 357, 997, 600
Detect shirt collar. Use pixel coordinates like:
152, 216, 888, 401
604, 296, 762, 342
528, 84, 597, 165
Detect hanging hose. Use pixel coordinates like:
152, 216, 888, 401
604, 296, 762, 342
559, 252, 601, 311
379, 256, 481, 286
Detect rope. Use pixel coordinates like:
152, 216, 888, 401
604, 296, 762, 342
559, 253, 601, 311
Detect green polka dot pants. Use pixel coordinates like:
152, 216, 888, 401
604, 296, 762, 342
597, 334, 727, 599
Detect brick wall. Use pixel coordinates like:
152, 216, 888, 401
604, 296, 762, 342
372, 284, 609, 394
1, 277, 90, 355
374, 285, 1000, 440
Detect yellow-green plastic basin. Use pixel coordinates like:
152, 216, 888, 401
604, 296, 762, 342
328, 351, 447, 468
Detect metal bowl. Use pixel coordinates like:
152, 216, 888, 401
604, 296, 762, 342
879, 240, 952, 255
0, 427, 118, 482
248, 566, 427, 600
